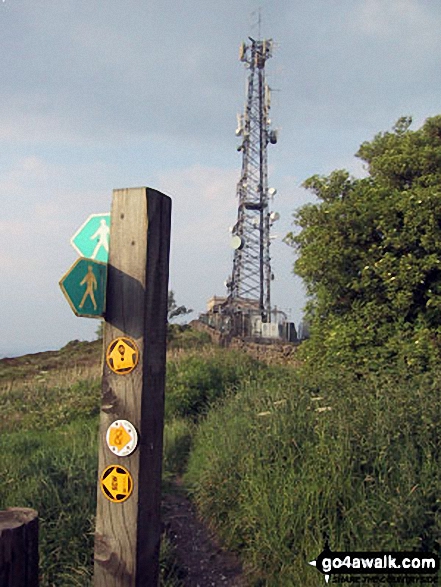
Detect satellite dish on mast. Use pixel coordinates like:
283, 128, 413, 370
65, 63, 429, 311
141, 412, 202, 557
270, 211, 280, 222
269, 129, 278, 144
268, 187, 277, 197
231, 235, 245, 250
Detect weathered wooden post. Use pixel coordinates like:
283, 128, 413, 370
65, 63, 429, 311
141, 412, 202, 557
93, 187, 171, 586
0, 507, 39, 587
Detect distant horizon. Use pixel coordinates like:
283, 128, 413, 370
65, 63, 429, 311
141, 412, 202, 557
0, 338, 97, 360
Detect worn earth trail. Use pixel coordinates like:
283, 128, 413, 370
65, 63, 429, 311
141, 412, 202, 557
162, 480, 246, 587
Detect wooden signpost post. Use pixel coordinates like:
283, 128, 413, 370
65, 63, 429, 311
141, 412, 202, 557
93, 187, 171, 587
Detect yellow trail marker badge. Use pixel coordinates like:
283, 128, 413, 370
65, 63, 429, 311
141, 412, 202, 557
106, 337, 139, 374
106, 420, 138, 457
100, 465, 133, 503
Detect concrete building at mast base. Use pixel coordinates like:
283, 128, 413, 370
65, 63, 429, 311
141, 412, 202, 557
199, 296, 298, 343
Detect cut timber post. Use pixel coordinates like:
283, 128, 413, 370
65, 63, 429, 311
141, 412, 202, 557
94, 187, 171, 587
0, 508, 39, 587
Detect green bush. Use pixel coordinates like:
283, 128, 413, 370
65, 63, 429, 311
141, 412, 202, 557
297, 308, 441, 377
167, 325, 212, 349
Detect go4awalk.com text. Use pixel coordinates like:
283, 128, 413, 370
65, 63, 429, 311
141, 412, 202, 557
309, 546, 439, 584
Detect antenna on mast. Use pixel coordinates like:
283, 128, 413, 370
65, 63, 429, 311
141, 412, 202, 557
258, 6, 262, 39
250, 5, 263, 40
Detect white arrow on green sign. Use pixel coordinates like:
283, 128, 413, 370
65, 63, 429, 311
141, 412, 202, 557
71, 213, 110, 262
59, 257, 107, 318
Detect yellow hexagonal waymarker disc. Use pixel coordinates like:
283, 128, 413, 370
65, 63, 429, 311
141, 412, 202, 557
106, 337, 139, 375
100, 465, 133, 503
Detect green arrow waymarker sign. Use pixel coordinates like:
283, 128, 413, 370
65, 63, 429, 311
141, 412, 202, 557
71, 213, 110, 262
59, 257, 107, 318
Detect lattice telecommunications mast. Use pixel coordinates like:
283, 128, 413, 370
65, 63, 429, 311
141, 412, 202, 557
225, 36, 278, 323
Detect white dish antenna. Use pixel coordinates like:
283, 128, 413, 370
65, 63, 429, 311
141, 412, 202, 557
270, 211, 280, 222
231, 235, 245, 250
268, 187, 277, 197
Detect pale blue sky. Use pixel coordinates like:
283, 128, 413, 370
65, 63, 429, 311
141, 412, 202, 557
1, 0, 441, 356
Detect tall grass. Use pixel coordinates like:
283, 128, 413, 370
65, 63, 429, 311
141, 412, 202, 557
185, 366, 441, 585
0, 418, 98, 586
165, 347, 264, 421
0, 378, 101, 433
0, 414, 185, 587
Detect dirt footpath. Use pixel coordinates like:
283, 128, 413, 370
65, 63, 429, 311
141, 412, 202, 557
162, 482, 245, 587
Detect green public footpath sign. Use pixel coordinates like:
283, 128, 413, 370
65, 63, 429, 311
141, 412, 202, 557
59, 257, 107, 318
71, 213, 110, 262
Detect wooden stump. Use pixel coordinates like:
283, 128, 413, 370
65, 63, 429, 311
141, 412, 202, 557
0, 508, 39, 587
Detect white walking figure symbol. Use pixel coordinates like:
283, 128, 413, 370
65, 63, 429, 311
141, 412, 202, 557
90, 219, 110, 259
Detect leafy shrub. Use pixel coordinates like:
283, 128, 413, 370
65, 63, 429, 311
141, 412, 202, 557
286, 116, 441, 375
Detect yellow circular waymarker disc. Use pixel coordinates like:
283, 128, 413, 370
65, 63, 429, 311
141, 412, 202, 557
106, 337, 139, 375
100, 464, 133, 503
106, 419, 138, 457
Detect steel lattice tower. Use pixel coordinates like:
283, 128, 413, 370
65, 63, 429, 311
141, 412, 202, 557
226, 37, 278, 323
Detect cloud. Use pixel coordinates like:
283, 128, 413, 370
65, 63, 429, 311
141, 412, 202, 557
158, 164, 238, 246
0, 0, 249, 145
352, 0, 435, 42
0, 155, 113, 288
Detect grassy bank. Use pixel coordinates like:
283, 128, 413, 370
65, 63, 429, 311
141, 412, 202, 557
185, 365, 441, 585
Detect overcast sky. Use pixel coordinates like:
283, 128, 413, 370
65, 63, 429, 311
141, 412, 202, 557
1, 0, 441, 357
